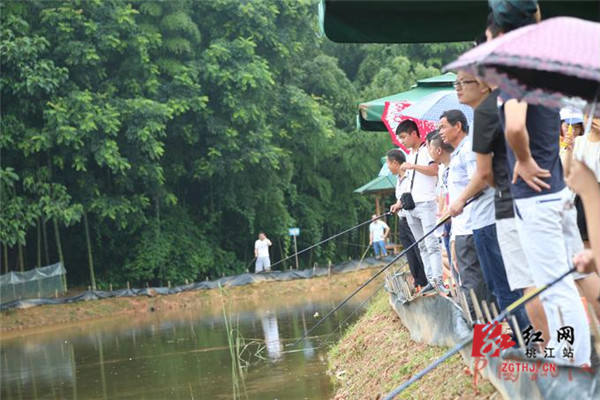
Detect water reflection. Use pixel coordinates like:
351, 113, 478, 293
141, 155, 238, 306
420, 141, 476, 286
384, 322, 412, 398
302, 319, 316, 360
0, 293, 372, 400
261, 312, 282, 360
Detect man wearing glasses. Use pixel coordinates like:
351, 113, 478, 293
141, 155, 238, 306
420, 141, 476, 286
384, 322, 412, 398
438, 109, 491, 320
449, 71, 531, 336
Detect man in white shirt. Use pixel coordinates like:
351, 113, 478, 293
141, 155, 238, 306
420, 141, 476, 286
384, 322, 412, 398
428, 132, 459, 286
254, 232, 272, 273
369, 214, 390, 259
438, 110, 491, 319
393, 120, 447, 295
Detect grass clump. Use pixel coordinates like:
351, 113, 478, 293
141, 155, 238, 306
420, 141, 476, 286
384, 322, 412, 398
327, 290, 496, 400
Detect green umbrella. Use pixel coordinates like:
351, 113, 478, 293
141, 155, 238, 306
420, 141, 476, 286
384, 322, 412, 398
354, 174, 397, 195
355, 157, 397, 195
358, 72, 455, 131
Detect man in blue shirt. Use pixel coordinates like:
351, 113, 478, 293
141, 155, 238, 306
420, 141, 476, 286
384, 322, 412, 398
499, 92, 589, 366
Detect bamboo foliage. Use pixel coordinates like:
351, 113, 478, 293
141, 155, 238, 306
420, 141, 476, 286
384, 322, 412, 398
0, 0, 468, 287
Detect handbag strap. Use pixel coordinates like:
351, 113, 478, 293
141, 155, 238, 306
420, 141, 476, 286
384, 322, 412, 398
409, 144, 423, 193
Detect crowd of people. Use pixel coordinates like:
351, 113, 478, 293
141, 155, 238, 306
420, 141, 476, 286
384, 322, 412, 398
381, 0, 600, 368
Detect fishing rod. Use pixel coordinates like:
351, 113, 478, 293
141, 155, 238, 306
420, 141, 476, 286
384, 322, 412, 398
290, 194, 483, 348
269, 212, 393, 270
357, 243, 372, 269
244, 258, 256, 272
382, 266, 577, 400
335, 260, 407, 331
309, 279, 390, 352
314, 258, 410, 348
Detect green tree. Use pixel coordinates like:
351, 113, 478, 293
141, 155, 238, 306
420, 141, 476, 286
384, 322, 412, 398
1, 0, 468, 287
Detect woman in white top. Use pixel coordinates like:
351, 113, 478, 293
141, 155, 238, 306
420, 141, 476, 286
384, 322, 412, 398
572, 115, 600, 244
573, 116, 600, 182
568, 115, 600, 320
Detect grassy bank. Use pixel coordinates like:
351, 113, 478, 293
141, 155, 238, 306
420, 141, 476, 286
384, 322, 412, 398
0, 267, 376, 335
327, 291, 497, 400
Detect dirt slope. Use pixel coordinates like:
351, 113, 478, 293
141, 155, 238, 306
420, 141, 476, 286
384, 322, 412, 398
328, 291, 497, 400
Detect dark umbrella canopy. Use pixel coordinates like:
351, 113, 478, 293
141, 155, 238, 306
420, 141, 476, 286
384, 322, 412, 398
445, 17, 600, 109
319, 0, 599, 44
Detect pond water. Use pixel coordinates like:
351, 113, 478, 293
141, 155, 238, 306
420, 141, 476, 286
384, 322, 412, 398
0, 290, 373, 400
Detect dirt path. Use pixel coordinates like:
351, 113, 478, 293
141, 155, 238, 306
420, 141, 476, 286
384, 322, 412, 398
328, 291, 497, 400
0, 268, 376, 336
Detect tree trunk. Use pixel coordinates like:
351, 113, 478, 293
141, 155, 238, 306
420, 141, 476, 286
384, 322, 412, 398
37, 218, 42, 269
42, 217, 50, 265
83, 211, 97, 290
156, 199, 163, 285
278, 237, 287, 270
18, 243, 24, 272
53, 218, 67, 291
2, 243, 8, 274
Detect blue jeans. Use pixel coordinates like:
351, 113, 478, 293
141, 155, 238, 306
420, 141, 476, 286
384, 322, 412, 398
443, 221, 458, 284
373, 240, 387, 257
473, 223, 530, 332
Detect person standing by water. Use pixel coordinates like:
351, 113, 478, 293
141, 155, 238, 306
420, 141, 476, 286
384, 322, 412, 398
254, 232, 272, 273
369, 214, 390, 259
396, 121, 447, 295
387, 149, 429, 290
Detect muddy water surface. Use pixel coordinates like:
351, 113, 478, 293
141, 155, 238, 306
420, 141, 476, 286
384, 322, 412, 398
1, 285, 374, 399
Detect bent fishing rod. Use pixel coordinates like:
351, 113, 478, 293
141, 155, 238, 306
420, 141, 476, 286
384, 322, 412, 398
304, 279, 391, 351
269, 212, 392, 270
382, 266, 577, 400
290, 194, 481, 349
310, 258, 410, 347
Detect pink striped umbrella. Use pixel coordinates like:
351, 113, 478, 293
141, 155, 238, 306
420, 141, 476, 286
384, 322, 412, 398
445, 17, 600, 110
382, 101, 438, 150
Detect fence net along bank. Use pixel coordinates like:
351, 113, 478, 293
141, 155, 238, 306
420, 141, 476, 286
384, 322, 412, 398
0, 263, 66, 304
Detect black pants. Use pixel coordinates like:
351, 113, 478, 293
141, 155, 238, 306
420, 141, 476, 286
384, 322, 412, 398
455, 234, 493, 321
398, 216, 428, 287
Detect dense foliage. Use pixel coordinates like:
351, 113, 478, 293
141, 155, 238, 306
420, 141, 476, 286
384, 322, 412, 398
0, 0, 469, 287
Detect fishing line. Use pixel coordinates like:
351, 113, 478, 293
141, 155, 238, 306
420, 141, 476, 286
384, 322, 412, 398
269, 212, 393, 270
301, 280, 388, 352
291, 216, 445, 347
260, 257, 409, 376
329, 239, 372, 250
289, 194, 482, 348
318, 259, 409, 350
